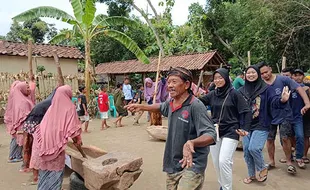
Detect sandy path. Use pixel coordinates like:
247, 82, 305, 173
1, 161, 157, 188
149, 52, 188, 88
0, 114, 309, 190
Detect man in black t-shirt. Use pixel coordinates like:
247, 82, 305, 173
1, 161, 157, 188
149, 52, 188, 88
77, 86, 90, 133
126, 67, 216, 189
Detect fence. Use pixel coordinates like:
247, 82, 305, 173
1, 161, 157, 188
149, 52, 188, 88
0, 72, 80, 110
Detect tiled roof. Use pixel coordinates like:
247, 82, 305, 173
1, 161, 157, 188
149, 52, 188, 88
0, 40, 83, 59
96, 51, 225, 74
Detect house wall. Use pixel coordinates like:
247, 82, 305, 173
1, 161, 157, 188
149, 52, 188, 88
0, 55, 78, 75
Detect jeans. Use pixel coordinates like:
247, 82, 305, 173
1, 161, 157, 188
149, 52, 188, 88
243, 130, 268, 177
210, 137, 238, 190
292, 120, 304, 159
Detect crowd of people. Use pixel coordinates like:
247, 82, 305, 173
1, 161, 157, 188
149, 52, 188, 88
4, 61, 82, 189
3, 60, 310, 190
126, 64, 310, 190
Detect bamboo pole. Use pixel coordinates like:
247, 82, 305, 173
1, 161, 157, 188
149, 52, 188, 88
196, 70, 204, 95
282, 56, 287, 70
247, 51, 251, 66
27, 40, 33, 79
150, 50, 162, 126
107, 74, 110, 92
153, 50, 162, 102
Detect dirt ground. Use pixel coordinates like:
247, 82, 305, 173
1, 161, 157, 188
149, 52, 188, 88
0, 113, 309, 190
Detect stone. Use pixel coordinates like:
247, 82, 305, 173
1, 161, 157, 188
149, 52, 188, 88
146, 125, 168, 141
83, 151, 143, 190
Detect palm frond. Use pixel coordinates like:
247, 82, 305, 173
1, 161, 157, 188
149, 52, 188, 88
82, 0, 96, 26
103, 16, 141, 28
70, 0, 83, 22
49, 30, 73, 44
96, 29, 150, 64
13, 6, 75, 24
93, 14, 108, 27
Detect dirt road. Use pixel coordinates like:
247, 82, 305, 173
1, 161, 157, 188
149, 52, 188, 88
0, 114, 309, 190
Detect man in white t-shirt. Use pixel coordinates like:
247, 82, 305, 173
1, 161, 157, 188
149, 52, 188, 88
123, 78, 134, 115
123, 78, 133, 104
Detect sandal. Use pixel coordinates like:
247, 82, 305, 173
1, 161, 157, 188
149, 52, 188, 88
302, 157, 310, 164
257, 168, 268, 182
296, 159, 306, 169
287, 165, 297, 174
30, 181, 38, 185
265, 163, 275, 170
8, 158, 23, 163
243, 177, 256, 184
279, 157, 294, 163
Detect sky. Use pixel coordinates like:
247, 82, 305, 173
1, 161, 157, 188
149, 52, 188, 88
0, 0, 206, 36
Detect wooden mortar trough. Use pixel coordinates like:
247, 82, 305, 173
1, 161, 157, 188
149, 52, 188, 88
66, 142, 143, 190
146, 126, 168, 141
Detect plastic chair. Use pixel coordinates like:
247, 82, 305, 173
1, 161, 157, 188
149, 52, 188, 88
72, 97, 78, 104
108, 95, 117, 118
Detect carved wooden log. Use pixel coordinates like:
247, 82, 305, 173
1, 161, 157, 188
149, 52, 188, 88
83, 152, 143, 190
146, 125, 168, 141
66, 143, 143, 190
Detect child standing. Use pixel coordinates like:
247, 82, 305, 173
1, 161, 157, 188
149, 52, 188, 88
133, 84, 144, 125
77, 86, 90, 133
98, 85, 110, 130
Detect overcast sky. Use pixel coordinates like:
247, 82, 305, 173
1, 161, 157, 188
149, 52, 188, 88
0, 0, 206, 36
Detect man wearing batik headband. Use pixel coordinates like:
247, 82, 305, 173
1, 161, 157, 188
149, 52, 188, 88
126, 67, 216, 190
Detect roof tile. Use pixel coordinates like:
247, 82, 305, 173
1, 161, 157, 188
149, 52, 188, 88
0, 40, 83, 59
96, 51, 225, 74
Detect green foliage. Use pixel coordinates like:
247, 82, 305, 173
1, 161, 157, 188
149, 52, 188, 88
12, 0, 149, 65
5, 18, 56, 43
36, 65, 46, 73
204, 0, 310, 71
6, 21, 32, 42
97, 0, 132, 17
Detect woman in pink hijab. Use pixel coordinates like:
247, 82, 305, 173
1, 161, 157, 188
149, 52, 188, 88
31, 85, 82, 190
4, 81, 34, 163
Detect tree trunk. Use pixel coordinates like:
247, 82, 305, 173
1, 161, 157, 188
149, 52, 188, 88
213, 32, 247, 66
131, 2, 165, 56
84, 39, 91, 102
27, 40, 34, 80
146, 0, 169, 45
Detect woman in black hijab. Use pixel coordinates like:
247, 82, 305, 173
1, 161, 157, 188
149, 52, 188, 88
237, 65, 291, 184
200, 68, 252, 190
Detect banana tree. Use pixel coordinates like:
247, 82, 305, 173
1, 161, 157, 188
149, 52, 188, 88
13, 0, 150, 101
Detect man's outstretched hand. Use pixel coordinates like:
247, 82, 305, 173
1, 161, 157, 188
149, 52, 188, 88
125, 104, 142, 113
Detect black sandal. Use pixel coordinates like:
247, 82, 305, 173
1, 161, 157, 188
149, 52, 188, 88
302, 157, 310, 164
287, 165, 297, 174
265, 163, 275, 170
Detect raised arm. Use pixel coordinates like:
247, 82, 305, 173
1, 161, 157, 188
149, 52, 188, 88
52, 50, 64, 87
199, 92, 212, 106
125, 103, 161, 113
